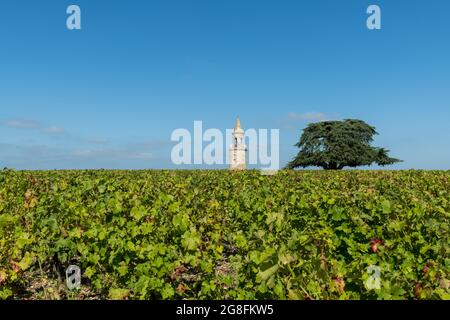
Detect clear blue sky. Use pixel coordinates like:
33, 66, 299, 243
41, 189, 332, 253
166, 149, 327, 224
0, 0, 449, 170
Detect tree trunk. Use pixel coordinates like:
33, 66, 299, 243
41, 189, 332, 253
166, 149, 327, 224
324, 162, 344, 170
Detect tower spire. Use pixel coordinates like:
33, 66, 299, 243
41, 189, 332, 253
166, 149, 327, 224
235, 117, 241, 130
230, 117, 246, 170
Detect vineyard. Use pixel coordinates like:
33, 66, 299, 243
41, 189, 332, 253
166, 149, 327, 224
0, 169, 449, 300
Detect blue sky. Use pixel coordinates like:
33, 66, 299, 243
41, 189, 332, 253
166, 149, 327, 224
0, 0, 449, 170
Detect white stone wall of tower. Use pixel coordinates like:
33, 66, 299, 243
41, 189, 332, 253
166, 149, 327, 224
230, 119, 247, 170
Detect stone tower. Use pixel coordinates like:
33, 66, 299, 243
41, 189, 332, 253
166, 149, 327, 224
230, 117, 247, 170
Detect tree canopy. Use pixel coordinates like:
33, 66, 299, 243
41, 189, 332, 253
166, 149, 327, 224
286, 119, 401, 170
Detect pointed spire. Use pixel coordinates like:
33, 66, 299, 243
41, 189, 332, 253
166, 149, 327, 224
235, 117, 241, 130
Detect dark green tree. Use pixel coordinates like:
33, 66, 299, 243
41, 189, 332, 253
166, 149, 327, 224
286, 119, 401, 170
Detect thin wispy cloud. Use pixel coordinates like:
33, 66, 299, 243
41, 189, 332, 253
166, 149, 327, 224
83, 137, 109, 144
287, 112, 332, 122
0, 138, 168, 170
41, 126, 65, 135
0, 118, 149, 165
1, 118, 66, 136
71, 147, 157, 161
2, 119, 40, 128
129, 152, 154, 160
281, 112, 337, 130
